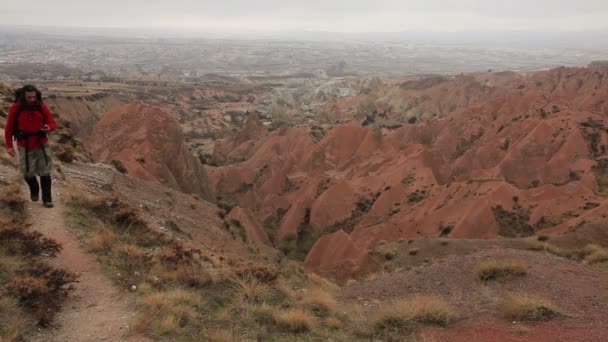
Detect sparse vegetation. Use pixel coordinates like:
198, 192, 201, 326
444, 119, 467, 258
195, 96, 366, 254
592, 159, 608, 195
583, 244, 608, 265
0, 181, 76, 340
492, 204, 534, 238
475, 259, 527, 281
503, 293, 562, 321
527, 241, 608, 266
62, 183, 359, 340
371, 296, 457, 337
407, 189, 428, 204
273, 309, 315, 333
454, 129, 484, 158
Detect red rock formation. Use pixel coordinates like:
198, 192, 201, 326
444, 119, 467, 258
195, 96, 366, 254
90, 101, 213, 201
226, 206, 271, 246
211, 66, 608, 280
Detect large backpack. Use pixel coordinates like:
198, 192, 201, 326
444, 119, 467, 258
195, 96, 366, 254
12, 86, 44, 141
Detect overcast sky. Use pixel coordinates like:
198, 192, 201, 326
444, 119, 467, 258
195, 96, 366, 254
3, 0, 608, 34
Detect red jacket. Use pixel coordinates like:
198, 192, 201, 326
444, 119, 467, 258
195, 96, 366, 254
4, 102, 57, 149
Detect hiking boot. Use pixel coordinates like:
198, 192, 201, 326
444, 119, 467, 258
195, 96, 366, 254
25, 176, 39, 202
41, 175, 53, 207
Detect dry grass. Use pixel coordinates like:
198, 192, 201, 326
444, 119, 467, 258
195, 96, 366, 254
235, 277, 269, 303
0, 297, 29, 342
137, 288, 201, 336
276, 278, 299, 303
372, 296, 458, 336
61, 183, 374, 340
409, 247, 420, 256
89, 228, 117, 252
272, 309, 315, 333
0, 179, 76, 331
503, 293, 563, 321
300, 287, 337, 316
527, 241, 572, 258
475, 259, 527, 281
583, 244, 608, 265
308, 273, 339, 291
110, 244, 150, 273
199, 329, 233, 342
528, 241, 608, 265
325, 317, 343, 330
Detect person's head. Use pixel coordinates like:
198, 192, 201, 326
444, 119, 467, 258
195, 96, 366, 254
18, 85, 41, 105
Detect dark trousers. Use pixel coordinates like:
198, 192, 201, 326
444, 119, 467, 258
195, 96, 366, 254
24, 175, 52, 203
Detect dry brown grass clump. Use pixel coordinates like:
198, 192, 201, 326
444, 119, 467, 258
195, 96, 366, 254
235, 277, 269, 304
527, 241, 573, 258
89, 227, 117, 252
0, 183, 26, 221
503, 293, 563, 321
272, 308, 315, 333
136, 288, 201, 337
528, 241, 608, 265
475, 259, 527, 281
0, 297, 29, 342
372, 296, 458, 336
234, 262, 278, 283
583, 244, 608, 265
299, 287, 337, 316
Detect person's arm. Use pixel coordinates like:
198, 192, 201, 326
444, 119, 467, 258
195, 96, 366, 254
4, 104, 17, 152
41, 103, 57, 132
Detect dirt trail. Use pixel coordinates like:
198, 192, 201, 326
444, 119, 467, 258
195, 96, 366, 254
27, 181, 150, 342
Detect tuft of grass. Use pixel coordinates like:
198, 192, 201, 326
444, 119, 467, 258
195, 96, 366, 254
475, 259, 527, 281
528, 242, 608, 265
235, 277, 269, 304
300, 287, 337, 316
325, 317, 343, 330
409, 247, 420, 256
0, 297, 29, 342
308, 273, 339, 291
585, 249, 608, 265
503, 293, 563, 321
272, 309, 315, 333
536, 235, 550, 242
372, 296, 458, 336
89, 228, 117, 252
527, 241, 570, 258
137, 289, 201, 336
250, 302, 275, 325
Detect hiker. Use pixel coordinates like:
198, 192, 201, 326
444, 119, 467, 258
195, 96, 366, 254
4, 85, 57, 208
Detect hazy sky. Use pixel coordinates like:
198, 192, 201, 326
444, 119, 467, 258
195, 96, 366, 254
3, 0, 608, 33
